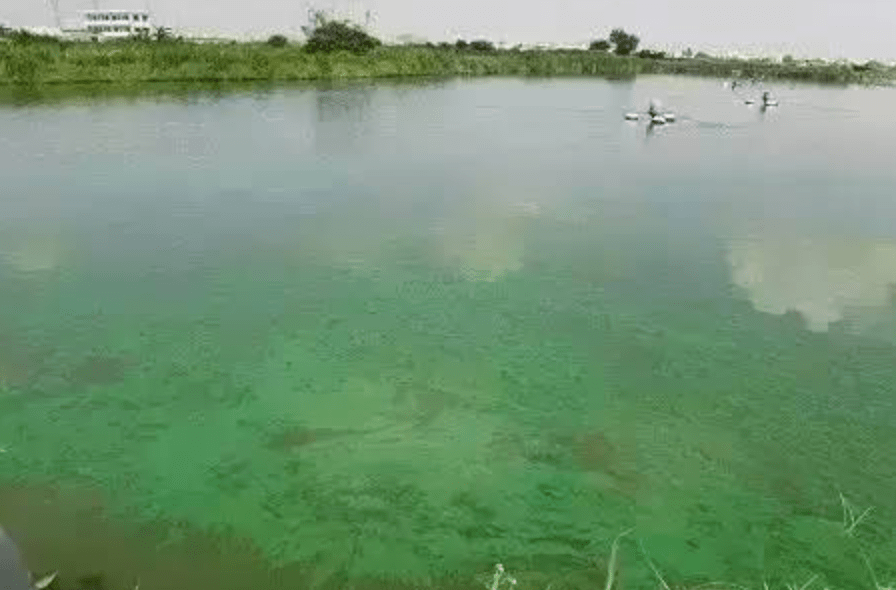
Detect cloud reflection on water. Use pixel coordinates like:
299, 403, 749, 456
0, 231, 67, 276
726, 229, 896, 333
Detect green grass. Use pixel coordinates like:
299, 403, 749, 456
2, 38, 893, 88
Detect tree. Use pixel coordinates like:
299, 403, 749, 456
636, 49, 666, 59
682, 47, 693, 58
608, 28, 639, 55
589, 39, 610, 51
267, 34, 288, 47
301, 10, 381, 54
455, 39, 468, 50
154, 26, 173, 41
469, 39, 495, 52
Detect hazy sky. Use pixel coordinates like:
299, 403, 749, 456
3, 0, 895, 60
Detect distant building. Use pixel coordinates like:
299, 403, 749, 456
79, 9, 153, 39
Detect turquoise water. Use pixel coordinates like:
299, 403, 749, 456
1, 76, 895, 590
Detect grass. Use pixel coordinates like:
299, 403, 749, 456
1, 37, 894, 88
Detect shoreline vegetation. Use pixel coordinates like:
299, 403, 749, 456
1, 19, 895, 90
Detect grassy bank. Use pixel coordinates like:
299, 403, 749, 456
2, 36, 895, 88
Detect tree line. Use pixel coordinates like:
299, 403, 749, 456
291, 19, 666, 58
1, 18, 664, 60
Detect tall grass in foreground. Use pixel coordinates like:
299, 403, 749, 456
2, 38, 893, 87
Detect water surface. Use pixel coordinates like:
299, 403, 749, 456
1, 76, 895, 590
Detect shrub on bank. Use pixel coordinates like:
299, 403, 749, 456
303, 18, 381, 54
267, 34, 289, 48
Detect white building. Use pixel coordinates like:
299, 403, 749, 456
80, 9, 152, 39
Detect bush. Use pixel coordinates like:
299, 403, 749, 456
636, 49, 666, 59
589, 39, 611, 51
455, 39, 468, 50
154, 26, 174, 42
609, 28, 639, 56
267, 34, 288, 47
302, 15, 380, 54
469, 39, 495, 52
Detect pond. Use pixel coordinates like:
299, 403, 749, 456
1, 75, 895, 590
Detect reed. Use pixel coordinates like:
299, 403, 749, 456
3, 37, 893, 88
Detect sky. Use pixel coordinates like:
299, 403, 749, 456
2, 0, 896, 61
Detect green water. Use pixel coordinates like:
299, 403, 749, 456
1, 76, 895, 590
